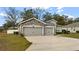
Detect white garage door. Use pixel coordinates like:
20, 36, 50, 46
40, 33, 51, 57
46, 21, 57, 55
45, 27, 54, 35
23, 27, 42, 36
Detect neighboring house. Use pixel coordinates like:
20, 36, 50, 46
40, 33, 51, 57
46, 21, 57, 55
7, 27, 18, 34
62, 22, 79, 33
18, 17, 57, 36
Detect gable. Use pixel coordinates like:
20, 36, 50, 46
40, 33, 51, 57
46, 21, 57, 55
63, 22, 79, 28
19, 18, 56, 26
45, 19, 56, 26
22, 19, 45, 26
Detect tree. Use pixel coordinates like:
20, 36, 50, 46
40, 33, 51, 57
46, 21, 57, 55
33, 7, 45, 19
53, 14, 60, 21
21, 8, 35, 21
62, 15, 68, 22
3, 21, 13, 30
4, 7, 19, 29
74, 17, 79, 22
67, 18, 74, 24
21, 8, 45, 20
43, 12, 53, 22
53, 14, 66, 25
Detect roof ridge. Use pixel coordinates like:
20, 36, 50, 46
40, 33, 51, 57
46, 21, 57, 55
18, 17, 46, 25
63, 22, 79, 27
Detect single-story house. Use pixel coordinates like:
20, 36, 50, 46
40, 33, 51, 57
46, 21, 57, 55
18, 17, 57, 36
7, 27, 18, 34
62, 22, 79, 33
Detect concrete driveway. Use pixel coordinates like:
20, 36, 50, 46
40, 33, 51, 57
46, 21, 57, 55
25, 36, 79, 51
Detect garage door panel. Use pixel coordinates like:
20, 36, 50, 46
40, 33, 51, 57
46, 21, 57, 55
23, 27, 42, 36
45, 27, 54, 35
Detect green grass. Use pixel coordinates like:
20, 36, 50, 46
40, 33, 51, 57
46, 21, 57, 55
60, 33, 79, 39
0, 34, 32, 51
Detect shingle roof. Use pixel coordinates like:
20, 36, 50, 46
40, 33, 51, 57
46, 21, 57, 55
18, 17, 56, 26
63, 22, 79, 28
18, 17, 46, 25
45, 19, 57, 26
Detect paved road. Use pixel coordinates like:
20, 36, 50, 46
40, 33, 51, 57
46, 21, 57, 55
25, 36, 79, 51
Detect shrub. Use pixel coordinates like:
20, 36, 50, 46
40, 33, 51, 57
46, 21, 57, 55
62, 30, 66, 33
0, 29, 3, 32
56, 32, 62, 34
62, 30, 70, 34
20, 33, 24, 37
14, 31, 19, 35
67, 31, 70, 34
56, 30, 70, 34
76, 31, 79, 33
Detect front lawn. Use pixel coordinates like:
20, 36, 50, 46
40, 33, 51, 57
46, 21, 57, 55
0, 33, 31, 51
60, 33, 79, 39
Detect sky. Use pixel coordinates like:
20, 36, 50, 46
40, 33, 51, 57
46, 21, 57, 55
0, 7, 79, 26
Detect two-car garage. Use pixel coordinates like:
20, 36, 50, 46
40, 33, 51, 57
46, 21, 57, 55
23, 26, 55, 36
18, 18, 56, 36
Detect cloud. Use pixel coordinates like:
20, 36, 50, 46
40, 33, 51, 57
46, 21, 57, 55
31, 7, 48, 10
68, 15, 74, 18
0, 13, 7, 17
64, 14, 75, 19
56, 7, 75, 19
57, 7, 63, 10
56, 7, 64, 14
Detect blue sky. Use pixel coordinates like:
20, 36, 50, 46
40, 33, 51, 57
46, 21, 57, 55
0, 7, 79, 26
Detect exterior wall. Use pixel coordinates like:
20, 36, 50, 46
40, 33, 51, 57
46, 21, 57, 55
67, 27, 79, 33
74, 27, 79, 31
18, 25, 23, 34
42, 26, 45, 35
51, 21, 56, 26
48, 20, 57, 35
7, 30, 18, 34
67, 27, 76, 33
18, 25, 22, 33
53, 26, 56, 35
